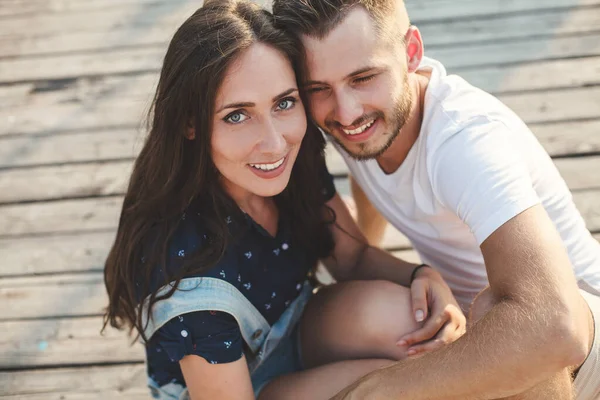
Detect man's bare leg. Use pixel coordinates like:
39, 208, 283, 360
470, 288, 574, 400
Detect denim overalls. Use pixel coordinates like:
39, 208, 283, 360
141, 277, 312, 399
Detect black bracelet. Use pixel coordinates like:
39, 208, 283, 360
410, 263, 430, 284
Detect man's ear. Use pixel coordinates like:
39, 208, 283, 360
404, 26, 424, 73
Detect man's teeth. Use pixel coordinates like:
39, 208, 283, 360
342, 119, 375, 135
249, 157, 285, 171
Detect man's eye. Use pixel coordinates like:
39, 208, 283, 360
224, 112, 248, 124
307, 86, 326, 94
354, 75, 375, 84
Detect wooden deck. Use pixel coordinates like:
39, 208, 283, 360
1, 0, 599, 398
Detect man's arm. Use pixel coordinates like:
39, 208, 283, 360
349, 176, 388, 246
333, 204, 591, 399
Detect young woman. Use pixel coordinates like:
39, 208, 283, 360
103, 1, 465, 399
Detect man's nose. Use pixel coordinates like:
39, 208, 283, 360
333, 89, 363, 127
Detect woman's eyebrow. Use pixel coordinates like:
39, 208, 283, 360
271, 88, 298, 102
217, 101, 255, 113
217, 88, 298, 113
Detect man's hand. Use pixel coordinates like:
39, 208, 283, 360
398, 266, 466, 356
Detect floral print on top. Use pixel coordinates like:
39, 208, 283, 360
144, 165, 337, 387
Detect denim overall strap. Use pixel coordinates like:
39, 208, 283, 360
140, 277, 270, 355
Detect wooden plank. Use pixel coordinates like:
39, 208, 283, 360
4, 6, 600, 59
463, 56, 600, 94
0, 0, 599, 36
0, 274, 106, 320
3, 117, 599, 172
2, 30, 600, 85
0, 228, 408, 278
0, 2, 197, 35
3, 55, 600, 120
405, 0, 600, 21
420, 6, 600, 46
2, 229, 599, 320
497, 86, 600, 124
0, 231, 115, 277
0, 129, 144, 168
0, 315, 142, 367
2, 151, 599, 204
0, 74, 156, 111
0, 161, 132, 204
3, 80, 600, 138
0, 196, 123, 237
0, 365, 148, 400
0, 0, 203, 18
534, 120, 600, 157
2, 0, 599, 26
0, 177, 599, 237
327, 151, 600, 191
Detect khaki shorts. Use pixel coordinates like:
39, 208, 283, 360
574, 289, 600, 400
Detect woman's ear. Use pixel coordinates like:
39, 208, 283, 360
186, 121, 196, 140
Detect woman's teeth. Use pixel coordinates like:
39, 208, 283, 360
342, 119, 375, 135
249, 157, 285, 171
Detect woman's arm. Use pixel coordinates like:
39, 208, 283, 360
349, 176, 388, 246
181, 354, 254, 400
322, 193, 417, 285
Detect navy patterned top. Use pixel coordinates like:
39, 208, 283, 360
144, 168, 337, 387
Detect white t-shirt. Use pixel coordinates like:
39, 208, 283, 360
334, 57, 600, 309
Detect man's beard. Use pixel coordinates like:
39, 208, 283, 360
324, 75, 413, 161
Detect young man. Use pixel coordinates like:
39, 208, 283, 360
272, 0, 600, 399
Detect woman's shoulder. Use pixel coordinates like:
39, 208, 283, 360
140, 210, 245, 293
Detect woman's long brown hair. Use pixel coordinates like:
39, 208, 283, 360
102, 0, 335, 341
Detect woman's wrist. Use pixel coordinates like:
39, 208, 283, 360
410, 263, 431, 284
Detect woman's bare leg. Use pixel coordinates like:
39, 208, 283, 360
299, 280, 422, 368
258, 359, 392, 400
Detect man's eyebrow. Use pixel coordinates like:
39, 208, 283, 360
304, 67, 378, 86
347, 66, 377, 78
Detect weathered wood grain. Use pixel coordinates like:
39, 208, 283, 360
0, 365, 148, 400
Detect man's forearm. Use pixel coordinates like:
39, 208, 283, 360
347, 296, 582, 400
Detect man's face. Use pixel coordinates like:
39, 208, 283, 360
301, 7, 413, 160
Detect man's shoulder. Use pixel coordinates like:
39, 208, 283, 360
422, 71, 526, 157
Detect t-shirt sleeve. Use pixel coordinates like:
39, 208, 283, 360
152, 310, 244, 365
430, 119, 541, 245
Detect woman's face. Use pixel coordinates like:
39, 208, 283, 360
211, 43, 307, 201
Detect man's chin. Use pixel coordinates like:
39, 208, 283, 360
331, 136, 386, 161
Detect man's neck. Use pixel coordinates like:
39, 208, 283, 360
376, 72, 429, 175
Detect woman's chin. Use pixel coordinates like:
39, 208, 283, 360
247, 178, 290, 197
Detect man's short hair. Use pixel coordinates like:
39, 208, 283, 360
272, 0, 408, 42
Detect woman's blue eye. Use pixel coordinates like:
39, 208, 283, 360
276, 98, 295, 111
224, 112, 248, 124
